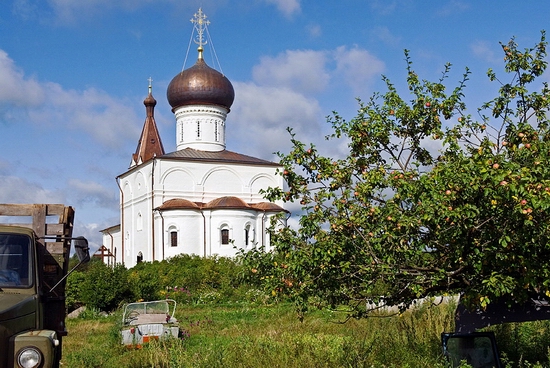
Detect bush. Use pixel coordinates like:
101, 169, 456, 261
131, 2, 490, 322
78, 260, 135, 311
67, 255, 266, 313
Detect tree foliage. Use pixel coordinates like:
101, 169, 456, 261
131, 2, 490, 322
241, 32, 550, 318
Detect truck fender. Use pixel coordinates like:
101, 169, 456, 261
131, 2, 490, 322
9, 330, 58, 368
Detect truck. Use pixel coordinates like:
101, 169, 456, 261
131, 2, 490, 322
0, 204, 90, 368
442, 294, 550, 367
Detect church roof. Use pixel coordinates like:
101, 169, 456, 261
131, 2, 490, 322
204, 196, 249, 209
161, 148, 280, 166
131, 86, 165, 167
167, 57, 235, 112
249, 202, 287, 212
156, 196, 287, 213
157, 198, 201, 210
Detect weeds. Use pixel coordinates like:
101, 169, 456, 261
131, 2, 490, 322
64, 302, 454, 367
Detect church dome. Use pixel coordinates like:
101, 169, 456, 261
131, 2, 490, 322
167, 57, 235, 112
204, 196, 250, 209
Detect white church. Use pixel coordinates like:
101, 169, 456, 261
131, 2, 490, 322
100, 9, 287, 268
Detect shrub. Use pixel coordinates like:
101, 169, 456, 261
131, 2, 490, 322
78, 260, 135, 311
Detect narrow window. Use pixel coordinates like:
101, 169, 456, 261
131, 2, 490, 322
137, 212, 143, 231
137, 252, 143, 264
244, 226, 250, 246
170, 231, 178, 247
221, 229, 229, 245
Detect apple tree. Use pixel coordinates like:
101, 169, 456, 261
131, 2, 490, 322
241, 32, 550, 318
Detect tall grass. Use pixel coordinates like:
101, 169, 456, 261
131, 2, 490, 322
63, 301, 456, 367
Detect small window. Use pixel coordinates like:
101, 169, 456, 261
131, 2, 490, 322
137, 212, 143, 231
137, 252, 143, 264
244, 228, 249, 246
170, 231, 178, 247
221, 229, 229, 245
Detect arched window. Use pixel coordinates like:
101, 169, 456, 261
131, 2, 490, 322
221, 229, 229, 245
137, 252, 143, 264
244, 223, 253, 247
171, 231, 178, 247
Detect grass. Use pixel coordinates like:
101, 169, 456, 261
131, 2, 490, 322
61, 299, 550, 367
62, 301, 455, 368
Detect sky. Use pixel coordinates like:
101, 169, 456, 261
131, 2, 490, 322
0, 0, 549, 253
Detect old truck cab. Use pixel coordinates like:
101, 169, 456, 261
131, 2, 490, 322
0, 204, 89, 368
0, 226, 60, 368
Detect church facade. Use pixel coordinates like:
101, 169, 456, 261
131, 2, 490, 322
100, 10, 286, 268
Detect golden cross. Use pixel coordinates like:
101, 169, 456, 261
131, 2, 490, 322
190, 8, 210, 50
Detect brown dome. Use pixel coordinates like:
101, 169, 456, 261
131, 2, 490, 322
157, 198, 200, 210
249, 202, 288, 213
204, 196, 250, 210
167, 58, 235, 111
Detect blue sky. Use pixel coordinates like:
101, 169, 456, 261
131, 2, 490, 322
0, 0, 549, 252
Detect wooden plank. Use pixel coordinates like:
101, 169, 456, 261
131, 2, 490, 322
0, 223, 64, 234
0, 204, 35, 216
45, 204, 67, 217
32, 205, 46, 245
46, 242, 66, 255
0, 204, 71, 220
0, 223, 34, 229
44, 223, 65, 236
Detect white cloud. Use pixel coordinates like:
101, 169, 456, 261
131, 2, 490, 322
370, 0, 398, 14
0, 176, 66, 204
437, 0, 470, 17
334, 46, 385, 97
12, 0, 40, 20
263, 0, 301, 18
36, 83, 141, 148
0, 50, 45, 107
371, 26, 401, 47
68, 179, 118, 209
0, 49, 140, 149
252, 50, 330, 93
306, 23, 322, 38
229, 82, 324, 160
471, 40, 500, 64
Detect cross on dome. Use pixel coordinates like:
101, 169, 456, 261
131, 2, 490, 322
191, 8, 210, 58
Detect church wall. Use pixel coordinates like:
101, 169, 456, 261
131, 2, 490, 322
100, 226, 121, 264
175, 104, 228, 151
205, 208, 258, 257
109, 157, 285, 268
156, 209, 204, 258
119, 162, 156, 267
158, 159, 284, 206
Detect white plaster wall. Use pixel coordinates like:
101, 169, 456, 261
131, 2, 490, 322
175, 105, 228, 151
109, 155, 285, 268
100, 227, 121, 264
206, 209, 258, 257
159, 209, 204, 258
158, 159, 284, 206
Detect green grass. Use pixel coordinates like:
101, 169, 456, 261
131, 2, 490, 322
62, 300, 550, 367
62, 302, 455, 368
